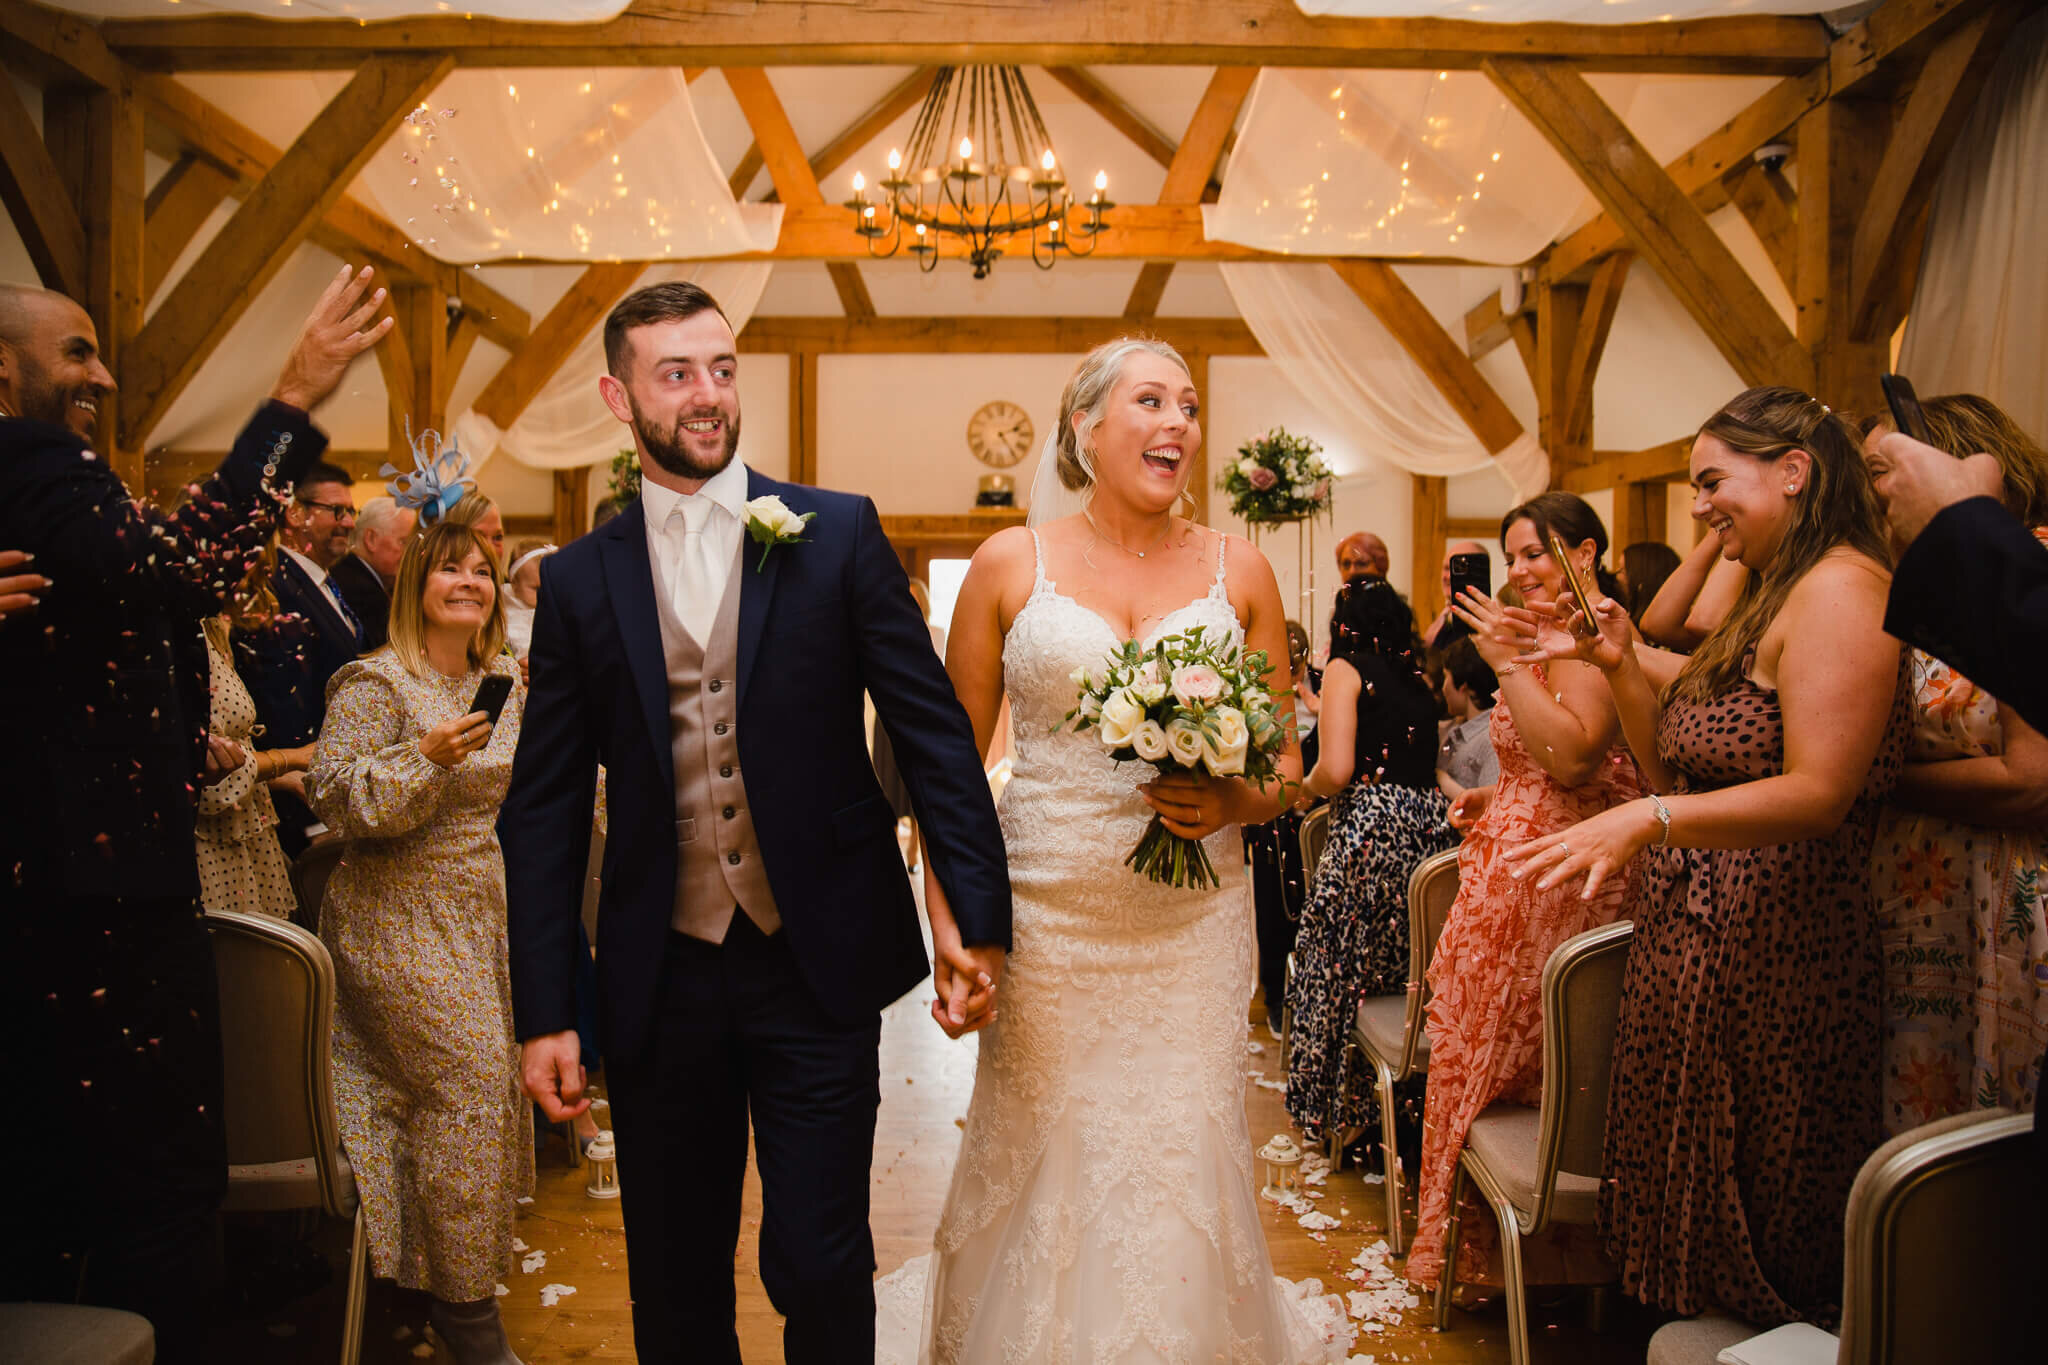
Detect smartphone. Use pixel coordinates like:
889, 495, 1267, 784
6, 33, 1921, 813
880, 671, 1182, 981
1545, 530, 1599, 637
1446, 551, 1490, 604
470, 674, 514, 729
1881, 372, 1929, 443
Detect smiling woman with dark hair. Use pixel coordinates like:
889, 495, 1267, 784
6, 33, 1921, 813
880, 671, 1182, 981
1284, 576, 1457, 1161
1506, 385, 1908, 1328
306, 520, 532, 1363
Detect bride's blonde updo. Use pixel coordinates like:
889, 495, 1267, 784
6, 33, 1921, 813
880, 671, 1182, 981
1055, 336, 1192, 493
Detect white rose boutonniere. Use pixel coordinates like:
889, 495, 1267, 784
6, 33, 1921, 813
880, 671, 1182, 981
743, 494, 815, 572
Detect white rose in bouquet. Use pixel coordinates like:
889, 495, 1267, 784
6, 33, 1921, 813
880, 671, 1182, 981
1201, 706, 1250, 775
1164, 720, 1206, 767
1098, 688, 1146, 748
1131, 720, 1170, 762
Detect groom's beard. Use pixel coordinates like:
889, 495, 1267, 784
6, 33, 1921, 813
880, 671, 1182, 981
631, 393, 741, 482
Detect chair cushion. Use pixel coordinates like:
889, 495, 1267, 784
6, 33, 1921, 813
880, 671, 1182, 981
1351, 995, 1416, 1067
1645, 1312, 1763, 1365
1463, 1103, 1602, 1225
0, 1303, 155, 1365
223, 1146, 356, 1217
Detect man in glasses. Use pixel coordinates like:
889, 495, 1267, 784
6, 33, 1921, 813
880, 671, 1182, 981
240, 460, 369, 854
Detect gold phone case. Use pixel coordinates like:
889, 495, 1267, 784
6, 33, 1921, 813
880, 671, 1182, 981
1546, 530, 1599, 637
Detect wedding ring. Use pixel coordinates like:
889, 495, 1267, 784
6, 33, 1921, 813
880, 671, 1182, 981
1559, 842, 1573, 855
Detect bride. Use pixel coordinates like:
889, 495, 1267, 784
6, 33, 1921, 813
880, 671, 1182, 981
880, 338, 1352, 1362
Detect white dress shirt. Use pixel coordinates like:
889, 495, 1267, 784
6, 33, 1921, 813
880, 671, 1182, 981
281, 544, 355, 625
641, 458, 749, 643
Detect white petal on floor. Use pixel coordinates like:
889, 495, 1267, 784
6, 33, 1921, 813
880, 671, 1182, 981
521, 1250, 547, 1274
539, 1283, 579, 1308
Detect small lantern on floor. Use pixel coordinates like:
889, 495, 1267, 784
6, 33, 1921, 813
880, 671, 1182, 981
1257, 1133, 1303, 1202
585, 1130, 620, 1200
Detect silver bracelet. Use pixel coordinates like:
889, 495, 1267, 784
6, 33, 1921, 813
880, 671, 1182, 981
1648, 792, 1673, 847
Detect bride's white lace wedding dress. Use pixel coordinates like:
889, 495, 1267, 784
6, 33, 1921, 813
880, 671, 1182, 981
876, 532, 1352, 1363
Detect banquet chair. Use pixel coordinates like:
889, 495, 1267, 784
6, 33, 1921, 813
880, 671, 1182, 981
1435, 918, 1633, 1365
0, 1304, 154, 1363
206, 910, 367, 1365
1645, 1107, 2038, 1365
1281, 805, 1334, 1067
289, 835, 344, 935
1329, 846, 1461, 1254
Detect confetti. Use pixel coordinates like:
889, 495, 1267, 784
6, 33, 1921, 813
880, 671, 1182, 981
539, 1283, 578, 1307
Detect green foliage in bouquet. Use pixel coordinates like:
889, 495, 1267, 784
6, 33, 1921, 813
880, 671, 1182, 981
1063, 626, 1291, 888
1217, 427, 1334, 525
608, 448, 643, 506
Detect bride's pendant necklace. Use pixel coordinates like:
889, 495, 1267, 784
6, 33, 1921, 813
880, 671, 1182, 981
1084, 509, 1173, 559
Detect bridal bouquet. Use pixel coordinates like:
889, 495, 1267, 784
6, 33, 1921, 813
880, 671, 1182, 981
1064, 626, 1288, 889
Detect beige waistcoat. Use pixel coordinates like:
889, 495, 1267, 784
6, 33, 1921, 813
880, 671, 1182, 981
649, 544, 781, 942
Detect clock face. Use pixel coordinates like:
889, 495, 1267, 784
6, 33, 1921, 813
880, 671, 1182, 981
967, 400, 1034, 469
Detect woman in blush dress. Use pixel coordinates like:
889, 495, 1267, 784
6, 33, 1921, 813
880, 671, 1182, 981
1509, 387, 1907, 1328
1403, 492, 1643, 1298
306, 517, 532, 1364
876, 337, 1355, 1362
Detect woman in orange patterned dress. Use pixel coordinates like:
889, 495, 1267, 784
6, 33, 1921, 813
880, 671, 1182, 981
1404, 492, 1643, 1294
1865, 394, 2048, 1130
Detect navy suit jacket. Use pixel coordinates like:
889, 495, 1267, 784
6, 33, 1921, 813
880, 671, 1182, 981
1886, 495, 2048, 734
500, 469, 1011, 1064
328, 552, 392, 651
0, 401, 324, 902
237, 551, 364, 750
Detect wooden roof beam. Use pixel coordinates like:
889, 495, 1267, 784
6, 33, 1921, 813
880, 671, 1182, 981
774, 66, 939, 203
470, 260, 644, 431
1487, 57, 1813, 392
1043, 67, 1177, 172
133, 72, 530, 355
142, 153, 236, 299
724, 67, 823, 207
1122, 66, 1255, 319
737, 315, 1262, 356
98, 3, 1829, 75
1331, 259, 1525, 456
124, 53, 456, 447
1562, 438, 1694, 493
0, 0, 125, 90
0, 71, 89, 297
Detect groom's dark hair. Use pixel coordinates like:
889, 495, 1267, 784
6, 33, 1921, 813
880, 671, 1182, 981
603, 281, 731, 378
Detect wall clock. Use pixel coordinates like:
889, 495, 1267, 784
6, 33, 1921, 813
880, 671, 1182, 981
967, 400, 1034, 469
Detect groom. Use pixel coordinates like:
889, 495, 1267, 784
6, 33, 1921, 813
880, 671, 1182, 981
500, 281, 1010, 1363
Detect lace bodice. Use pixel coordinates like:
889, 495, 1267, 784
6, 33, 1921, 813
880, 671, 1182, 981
998, 529, 1246, 908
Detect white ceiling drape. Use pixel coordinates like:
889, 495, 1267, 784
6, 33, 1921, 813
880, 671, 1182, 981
456, 261, 774, 473
1219, 262, 1549, 496
1897, 8, 2048, 446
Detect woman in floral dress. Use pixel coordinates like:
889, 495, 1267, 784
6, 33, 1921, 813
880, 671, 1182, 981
1285, 577, 1457, 1154
1510, 387, 1908, 1327
307, 518, 531, 1365
1866, 394, 2048, 1130
1404, 492, 1642, 1294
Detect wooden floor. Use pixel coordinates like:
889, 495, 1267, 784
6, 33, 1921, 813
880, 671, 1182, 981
216, 981, 1663, 1364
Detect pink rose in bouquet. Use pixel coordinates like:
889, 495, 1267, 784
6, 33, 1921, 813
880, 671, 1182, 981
1246, 465, 1279, 491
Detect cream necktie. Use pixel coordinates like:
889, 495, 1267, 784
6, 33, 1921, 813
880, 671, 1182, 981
671, 496, 722, 645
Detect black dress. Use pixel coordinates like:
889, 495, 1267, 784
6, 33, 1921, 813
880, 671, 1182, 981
1284, 655, 1456, 1144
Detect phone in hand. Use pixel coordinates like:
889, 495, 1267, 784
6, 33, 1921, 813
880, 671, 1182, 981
470, 674, 514, 730
1881, 373, 1929, 443
1446, 551, 1490, 604
1545, 530, 1600, 638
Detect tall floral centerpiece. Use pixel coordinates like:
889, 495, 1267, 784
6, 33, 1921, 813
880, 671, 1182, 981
1218, 428, 1333, 525
1218, 428, 1335, 650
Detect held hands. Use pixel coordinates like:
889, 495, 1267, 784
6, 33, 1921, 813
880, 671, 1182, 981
419, 710, 493, 768
270, 265, 396, 414
1868, 430, 2006, 548
1502, 797, 1660, 899
1140, 768, 1236, 840
521, 1030, 591, 1121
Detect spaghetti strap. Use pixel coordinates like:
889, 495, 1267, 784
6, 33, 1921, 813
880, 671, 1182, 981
1029, 528, 1047, 590
1211, 529, 1229, 588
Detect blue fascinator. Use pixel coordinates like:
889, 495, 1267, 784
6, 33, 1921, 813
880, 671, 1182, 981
382, 420, 473, 525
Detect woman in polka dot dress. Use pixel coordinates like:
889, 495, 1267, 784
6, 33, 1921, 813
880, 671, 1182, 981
1508, 387, 1908, 1328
